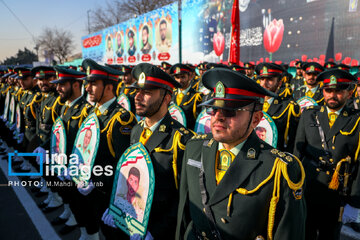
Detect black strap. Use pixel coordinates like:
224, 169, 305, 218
315, 114, 329, 151
198, 145, 222, 240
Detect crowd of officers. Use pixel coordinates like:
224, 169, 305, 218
0, 58, 359, 240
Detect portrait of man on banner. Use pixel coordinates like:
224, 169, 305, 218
140, 25, 152, 54
156, 18, 172, 53
105, 34, 114, 61
127, 30, 137, 56
116, 31, 124, 57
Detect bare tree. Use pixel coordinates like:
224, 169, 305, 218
35, 27, 75, 64
88, 0, 176, 33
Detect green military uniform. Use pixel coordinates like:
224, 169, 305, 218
293, 69, 360, 239
128, 62, 194, 238
255, 63, 301, 152
177, 132, 305, 240
170, 64, 204, 129
15, 67, 40, 152
176, 67, 306, 240
293, 62, 325, 105
290, 61, 305, 91
78, 59, 137, 237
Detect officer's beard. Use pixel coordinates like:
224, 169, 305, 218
325, 97, 345, 110
136, 92, 166, 118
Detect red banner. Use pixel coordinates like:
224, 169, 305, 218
228, 0, 240, 65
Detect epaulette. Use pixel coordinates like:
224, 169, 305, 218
178, 127, 190, 135
191, 133, 207, 140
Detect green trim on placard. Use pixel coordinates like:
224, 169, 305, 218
50, 117, 67, 175
3, 92, 10, 120
9, 95, 15, 124
261, 111, 278, 148
296, 96, 318, 110
70, 113, 100, 186
109, 143, 155, 237
194, 108, 211, 134
168, 103, 187, 127
117, 93, 131, 112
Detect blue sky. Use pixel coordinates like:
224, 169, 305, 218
0, 0, 103, 62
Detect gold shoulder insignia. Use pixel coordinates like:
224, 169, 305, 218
271, 149, 279, 155
320, 106, 324, 112
278, 152, 286, 158
285, 155, 293, 162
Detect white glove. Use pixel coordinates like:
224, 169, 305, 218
101, 208, 116, 228
16, 133, 24, 144
343, 204, 360, 224
33, 147, 46, 165
130, 231, 153, 240
77, 180, 95, 196
10, 123, 16, 131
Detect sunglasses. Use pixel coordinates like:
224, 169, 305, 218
206, 107, 250, 118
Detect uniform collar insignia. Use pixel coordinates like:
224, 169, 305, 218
247, 148, 256, 159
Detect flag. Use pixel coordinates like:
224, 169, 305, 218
325, 17, 335, 61
229, 0, 240, 65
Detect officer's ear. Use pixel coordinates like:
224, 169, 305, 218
250, 109, 263, 129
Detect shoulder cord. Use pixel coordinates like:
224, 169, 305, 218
153, 130, 185, 189
227, 156, 305, 240
272, 102, 301, 145
101, 110, 136, 158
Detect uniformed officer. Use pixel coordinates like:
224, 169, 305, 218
75, 59, 136, 240
293, 69, 360, 240
293, 62, 325, 104
160, 61, 172, 74
31, 66, 65, 209
176, 68, 306, 240
49, 66, 92, 235
115, 65, 137, 112
11, 67, 39, 168
290, 61, 305, 91
244, 62, 256, 79
336, 63, 350, 72
256, 63, 301, 152
103, 63, 194, 239
171, 64, 203, 129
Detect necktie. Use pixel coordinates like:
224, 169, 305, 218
139, 128, 152, 145
263, 100, 270, 112
306, 90, 314, 98
94, 107, 101, 116
328, 112, 338, 128
176, 92, 184, 106
215, 149, 235, 184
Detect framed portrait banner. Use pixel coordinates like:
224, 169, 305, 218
297, 96, 318, 112
14, 103, 21, 139
255, 112, 278, 148
168, 103, 187, 127
194, 108, 211, 134
109, 142, 155, 237
70, 113, 100, 186
9, 95, 16, 124
2, 91, 10, 120
50, 117, 67, 176
117, 93, 131, 112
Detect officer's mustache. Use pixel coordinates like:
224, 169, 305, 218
328, 97, 339, 102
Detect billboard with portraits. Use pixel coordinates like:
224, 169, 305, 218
82, 2, 179, 65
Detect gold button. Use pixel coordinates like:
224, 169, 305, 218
329, 159, 334, 163
326, 171, 330, 175
322, 144, 325, 148
316, 168, 320, 172
319, 157, 323, 160
221, 218, 227, 224
203, 208, 206, 213
332, 146, 335, 150
202, 232, 207, 237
